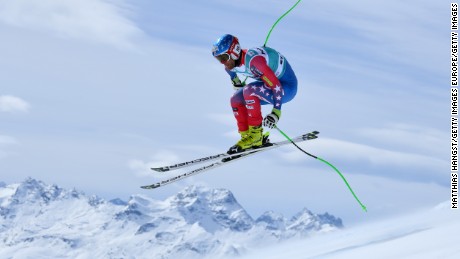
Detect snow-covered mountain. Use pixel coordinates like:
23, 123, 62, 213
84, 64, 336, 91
0, 178, 343, 258
241, 201, 460, 259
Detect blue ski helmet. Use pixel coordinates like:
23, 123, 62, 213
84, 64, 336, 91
212, 34, 241, 62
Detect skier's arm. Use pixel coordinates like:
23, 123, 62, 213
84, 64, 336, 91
225, 69, 246, 91
249, 56, 283, 110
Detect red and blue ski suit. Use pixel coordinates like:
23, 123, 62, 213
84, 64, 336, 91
227, 46, 297, 132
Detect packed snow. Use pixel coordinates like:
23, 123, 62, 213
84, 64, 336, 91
240, 201, 459, 259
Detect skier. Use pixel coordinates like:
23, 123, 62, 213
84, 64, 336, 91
212, 34, 298, 154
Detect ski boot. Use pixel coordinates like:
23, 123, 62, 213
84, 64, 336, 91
227, 125, 266, 154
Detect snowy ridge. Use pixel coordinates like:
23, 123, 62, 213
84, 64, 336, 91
241, 201, 460, 259
0, 178, 342, 258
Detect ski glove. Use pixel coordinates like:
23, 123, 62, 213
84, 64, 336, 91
232, 76, 246, 91
263, 108, 281, 129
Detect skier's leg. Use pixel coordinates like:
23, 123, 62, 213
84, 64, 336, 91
230, 88, 249, 132
227, 84, 265, 153
243, 82, 266, 127
242, 82, 267, 148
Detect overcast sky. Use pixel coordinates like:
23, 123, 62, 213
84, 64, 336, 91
0, 0, 447, 225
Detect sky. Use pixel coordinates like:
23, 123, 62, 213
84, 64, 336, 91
0, 0, 448, 225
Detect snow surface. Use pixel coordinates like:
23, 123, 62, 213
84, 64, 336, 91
1, 178, 456, 259
0, 178, 342, 258
240, 201, 460, 259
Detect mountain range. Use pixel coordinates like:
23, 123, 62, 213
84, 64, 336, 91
0, 178, 343, 258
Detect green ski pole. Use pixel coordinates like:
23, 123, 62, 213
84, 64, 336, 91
275, 126, 367, 212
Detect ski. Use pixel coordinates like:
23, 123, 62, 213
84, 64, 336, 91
141, 130, 319, 189
151, 131, 320, 173
141, 151, 256, 189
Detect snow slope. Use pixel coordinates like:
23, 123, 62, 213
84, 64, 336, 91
240, 201, 459, 259
0, 178, 342, 258
4, 178, 454, 259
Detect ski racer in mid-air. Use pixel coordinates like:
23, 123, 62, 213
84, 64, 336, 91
212, 34, 298, 154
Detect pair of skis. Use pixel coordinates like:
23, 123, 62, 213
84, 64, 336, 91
140, 131, 319, 190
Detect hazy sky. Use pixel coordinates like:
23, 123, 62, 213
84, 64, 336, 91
0, 0, 447, 225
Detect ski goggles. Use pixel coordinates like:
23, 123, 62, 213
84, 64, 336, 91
215, 53, 230, 64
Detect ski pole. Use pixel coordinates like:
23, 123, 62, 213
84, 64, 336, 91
275, 126, 367, 212
264, 0, 303, 47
